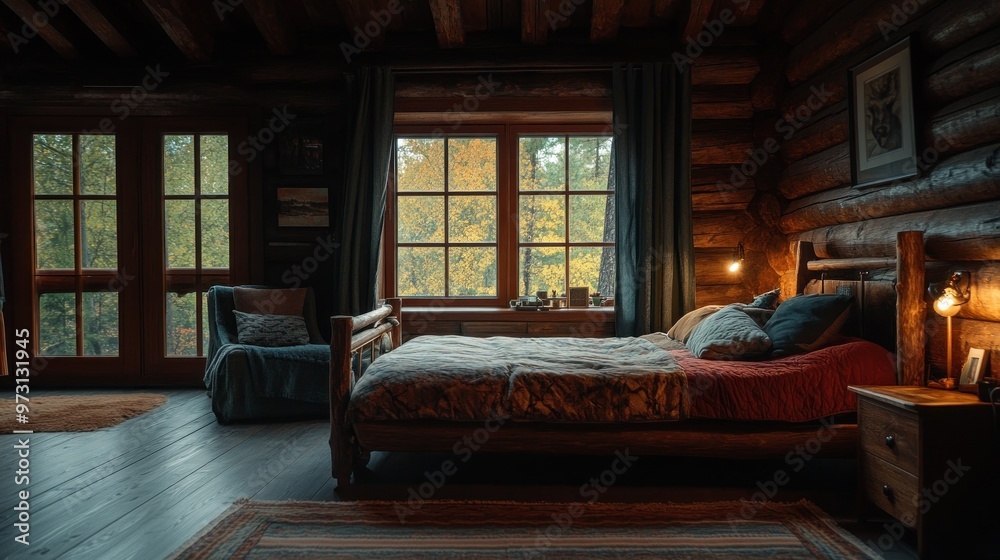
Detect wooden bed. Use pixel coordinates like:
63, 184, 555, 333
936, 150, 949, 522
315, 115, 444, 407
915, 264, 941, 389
328, 231, 929, 488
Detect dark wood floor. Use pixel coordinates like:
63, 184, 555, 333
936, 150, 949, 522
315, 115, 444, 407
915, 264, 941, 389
0, 389, 932, 559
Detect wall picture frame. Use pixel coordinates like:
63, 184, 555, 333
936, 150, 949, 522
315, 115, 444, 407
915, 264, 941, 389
568, 286, 590, 308
278, 124, 324, 175
848, 37, 918, 189
959, 347, 988, 393
276, 187, 329, 228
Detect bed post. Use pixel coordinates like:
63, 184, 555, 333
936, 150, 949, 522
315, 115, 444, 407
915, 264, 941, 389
794, 240, 817, 295
387, 297, 402, 348
896, 231, 926, 386
329, 313, 355, 489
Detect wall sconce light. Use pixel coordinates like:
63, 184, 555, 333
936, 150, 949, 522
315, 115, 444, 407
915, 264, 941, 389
928, 270, 971, 387
728, 243, 745, 273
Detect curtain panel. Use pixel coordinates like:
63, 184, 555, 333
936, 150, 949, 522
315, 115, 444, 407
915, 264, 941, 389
612, 62, 695, 337
334, 67, 395, 316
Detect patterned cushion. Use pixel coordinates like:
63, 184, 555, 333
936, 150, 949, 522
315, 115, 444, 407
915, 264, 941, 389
764, 294, 852, 357
666, 305, 724, 342
232, 310, 310, 347
685, 305, 772, 360
746, 288, 781, 310
233, 287, 306, 316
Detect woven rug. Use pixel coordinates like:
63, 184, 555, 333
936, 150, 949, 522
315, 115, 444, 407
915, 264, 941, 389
169, 499, 879, 559
0, 393, 167, 432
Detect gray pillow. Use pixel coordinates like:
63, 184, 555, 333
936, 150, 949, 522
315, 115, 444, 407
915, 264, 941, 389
764, 294, 852, 357
685, 304, 772, 360
233, 310, 310, 347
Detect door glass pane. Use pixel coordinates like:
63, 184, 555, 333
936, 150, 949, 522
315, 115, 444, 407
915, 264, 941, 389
568, 137, 613, 191
200, 135, 229, 195
165, 200, 196, 268
80, 135, 117, 195
396, 138, 444, 192
81, 200, 118, 269
166, 292, 198, 356
449, 138, 496, 191
82, 292, 119, 356
449, 196, 495, 243
519, 195, 565, 243
38, 293, 76, 356
569, 195, 614, 243
33, 134, 73, 195
519, 137, 565, 191
569, 247, 614, 296
202, 291, 210, 355
34, 200, 75, 269
519, 247, 565, 297
449, 247, 497, 296
397, 247, 445, 296
164, 135, 195, 195
201, 200, 230, 268
398, 196, 444, 243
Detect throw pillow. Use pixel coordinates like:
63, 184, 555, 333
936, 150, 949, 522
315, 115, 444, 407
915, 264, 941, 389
764, 294, 853, 357
666, 305, 724, 342
233, 287, 306, 316
685, 304, 772, 360
740, 307, 775, 329
233, 310, 310, 347
746, 288, 780, 309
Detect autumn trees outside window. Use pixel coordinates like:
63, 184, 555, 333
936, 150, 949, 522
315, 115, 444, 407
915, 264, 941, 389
386, 125, 615, 306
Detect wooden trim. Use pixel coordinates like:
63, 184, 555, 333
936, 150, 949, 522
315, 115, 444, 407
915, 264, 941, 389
405, 306, 614, 323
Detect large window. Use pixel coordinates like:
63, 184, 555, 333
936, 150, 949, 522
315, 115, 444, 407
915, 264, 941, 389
387, 125, 615, 305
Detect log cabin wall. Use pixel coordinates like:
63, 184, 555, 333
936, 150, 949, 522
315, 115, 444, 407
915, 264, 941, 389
751, 0, 1000, 380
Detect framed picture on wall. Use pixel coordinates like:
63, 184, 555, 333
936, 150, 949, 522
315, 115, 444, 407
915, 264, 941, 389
277, 187, 329, 228
848, 37, 918, 189
279, 124, 324, 175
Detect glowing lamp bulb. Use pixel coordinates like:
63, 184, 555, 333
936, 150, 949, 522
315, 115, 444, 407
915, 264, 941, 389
936, 294, 956, 312
728, 261, 741, 273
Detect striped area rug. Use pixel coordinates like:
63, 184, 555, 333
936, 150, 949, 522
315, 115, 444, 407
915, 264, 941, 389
169, 499, 879, 559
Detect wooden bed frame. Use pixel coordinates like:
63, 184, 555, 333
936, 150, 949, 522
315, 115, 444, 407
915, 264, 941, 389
329, 231, 928, 488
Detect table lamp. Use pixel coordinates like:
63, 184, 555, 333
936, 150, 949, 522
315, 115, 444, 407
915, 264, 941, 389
927, 270, 971, 388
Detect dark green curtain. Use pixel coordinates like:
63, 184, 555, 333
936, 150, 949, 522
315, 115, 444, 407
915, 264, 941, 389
334, 67, 395, 316
612, 62, 695, 336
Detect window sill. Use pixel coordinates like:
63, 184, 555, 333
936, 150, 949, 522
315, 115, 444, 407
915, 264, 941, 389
404, 306, 615, 323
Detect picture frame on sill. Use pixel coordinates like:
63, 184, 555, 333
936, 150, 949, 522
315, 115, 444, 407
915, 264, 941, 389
568, 287, 590, 308
848, 37, 918, 189
277, 187, 329, 228
959, 347, 988, 393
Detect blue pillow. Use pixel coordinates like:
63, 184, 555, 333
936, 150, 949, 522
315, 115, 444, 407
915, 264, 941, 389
746, 288, 780, 310
764, 294, 852, 356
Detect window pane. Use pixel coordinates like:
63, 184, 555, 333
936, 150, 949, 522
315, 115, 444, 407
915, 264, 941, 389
398, 247, 445, 296
35, 199, 75, 269
165, 200, 196, 268
569, 195, 615, 243
518, 247, 565, 297
38, 293, 76, 356
80, 135, 117, 195
81, 200, 118, 269
166, 292, 198, 356
568, 137, 613, 191
164, 135, 195, 195
519, 195, 564, 243
203, 291, 210, 355
397, 138, 444, 192
201, 199, 230, 268
449, 247, 497, 296
398, 196, 444, 243
201, 135, 229, 195
33, 134, 73, 195
449, 137, 496, 191
82, 292, 119, 356
449, 196, 496, 243
570, 247, 615, 296
519, 136, 565, 191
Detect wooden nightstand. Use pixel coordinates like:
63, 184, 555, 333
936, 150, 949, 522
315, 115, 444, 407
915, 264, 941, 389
850, 386, 994, 558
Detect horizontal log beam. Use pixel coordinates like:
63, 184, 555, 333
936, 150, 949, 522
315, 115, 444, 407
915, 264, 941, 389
807, 257, 897, 271
925, 38, 1000, 105
781, 144, 1000, 233
927, 316, 1000, 380
931, 262, 1000, 323
919, 0, 1000, 56
778, 142, 849, 200
395, 73, 611, 98
692, 53, 761, 86
692, 85, 753, 119
692, 121, 754, 165
695, 249, 742, 286
930, 90, 1000, 152
696, 284, 753, 307
693, 210, 752, 249
795, 201, 1000, 260
693, 187, 755, 212
692, 165, 755, 190
781, 0, 849, 46
780, 103, 848, 164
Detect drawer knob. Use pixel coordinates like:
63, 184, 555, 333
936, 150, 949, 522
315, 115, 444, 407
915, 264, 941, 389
884, 435, 895, 448
882, 485, 893, 498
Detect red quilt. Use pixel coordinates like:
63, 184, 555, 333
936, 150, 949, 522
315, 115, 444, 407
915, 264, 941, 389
672, 338, 897, 422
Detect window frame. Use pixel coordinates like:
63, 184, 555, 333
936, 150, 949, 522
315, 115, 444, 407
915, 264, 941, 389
384, 122, 615, 307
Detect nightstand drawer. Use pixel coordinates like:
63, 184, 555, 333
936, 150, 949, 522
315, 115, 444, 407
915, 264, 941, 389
860, 452, 919, 527
859, 399, 919, 475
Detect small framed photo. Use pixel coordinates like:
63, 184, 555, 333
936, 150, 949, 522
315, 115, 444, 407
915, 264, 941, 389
279, 124, 324, 175
277, 187, 329, 228
568, 287, 590, 308
959, 348, 988, 392
848, 37, 918, 189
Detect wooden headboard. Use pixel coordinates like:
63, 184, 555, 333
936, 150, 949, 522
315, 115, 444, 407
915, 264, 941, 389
792, 231, 926, 387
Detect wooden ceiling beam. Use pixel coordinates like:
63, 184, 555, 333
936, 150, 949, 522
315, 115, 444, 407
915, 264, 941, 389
590, 0, 624, 43
1, 0, 78, 59
65, 0, 137, 58
680, 0, 715, 41
332, 0, 384, 49
521, 0, 548, 46
140, 0, 213, 61
242, 0, 297, 55
428, 0, 464, 48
